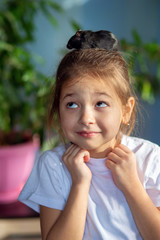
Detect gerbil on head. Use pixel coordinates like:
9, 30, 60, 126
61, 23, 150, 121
67, 30, 83, 50
66, 30, 120, 51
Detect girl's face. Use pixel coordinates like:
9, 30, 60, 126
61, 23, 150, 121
59, 76, 126, 158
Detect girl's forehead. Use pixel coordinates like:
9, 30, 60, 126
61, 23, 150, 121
62, 76, 112, 92
60, 76, 121, 103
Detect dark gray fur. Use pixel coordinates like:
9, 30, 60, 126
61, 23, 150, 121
67, 30, 120, 51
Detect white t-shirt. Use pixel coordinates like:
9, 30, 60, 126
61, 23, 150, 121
18, 135, 160, 239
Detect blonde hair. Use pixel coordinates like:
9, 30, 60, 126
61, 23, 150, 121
48, 49, 137, 140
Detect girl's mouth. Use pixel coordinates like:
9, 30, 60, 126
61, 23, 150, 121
77, 131, 99, 138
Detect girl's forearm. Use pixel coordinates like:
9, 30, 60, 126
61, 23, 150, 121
123, 181, 160, 240
47, 183, 90, 240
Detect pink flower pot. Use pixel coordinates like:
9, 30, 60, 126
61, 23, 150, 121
0, 137, 39, 204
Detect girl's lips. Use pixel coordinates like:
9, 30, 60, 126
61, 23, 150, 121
77, 131, 99, 138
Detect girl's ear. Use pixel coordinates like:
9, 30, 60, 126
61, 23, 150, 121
122, 97, 135, 124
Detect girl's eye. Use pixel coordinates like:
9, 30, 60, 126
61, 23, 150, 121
96, 101, 107, 108
66, 102, 78, 109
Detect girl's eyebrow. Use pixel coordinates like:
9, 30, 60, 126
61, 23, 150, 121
95, 92, 112, 98
62, 93, 75, 100
62, 92, 112, 100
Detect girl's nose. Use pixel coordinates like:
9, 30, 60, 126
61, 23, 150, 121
79, 107, 95, 126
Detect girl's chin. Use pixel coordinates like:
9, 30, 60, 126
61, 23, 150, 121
68, 141, 93, 150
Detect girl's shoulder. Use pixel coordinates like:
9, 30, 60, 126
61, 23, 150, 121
18, 144, 71, 212
36, 144, 70, 179
122, 135, 160, 155
122, 136, 160, 180
39, 144, 66, 165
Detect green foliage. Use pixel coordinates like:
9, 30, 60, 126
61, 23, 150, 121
0, 2, 159, 145
121, 30, 160, 103
70, 20, 82, 31
0, 0, 63, 145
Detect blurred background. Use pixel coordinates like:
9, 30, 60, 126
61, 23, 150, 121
0, 0, 160, 239
28, 0, 160, 145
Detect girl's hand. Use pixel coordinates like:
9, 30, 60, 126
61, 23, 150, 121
62, 144, 92, 186
106, 144, 139, 193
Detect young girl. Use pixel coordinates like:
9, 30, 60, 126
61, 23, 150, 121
19, 37, 160, 240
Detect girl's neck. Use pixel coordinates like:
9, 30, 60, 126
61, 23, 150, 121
89, 136, 122, 159
89, 147, 113, 159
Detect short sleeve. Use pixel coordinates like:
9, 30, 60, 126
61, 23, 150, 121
145, 146, 160, 207
18, 149, 72, 213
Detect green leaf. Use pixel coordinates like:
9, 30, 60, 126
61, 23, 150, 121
141, 81, 154, 103
45, 12, 58, 27
137, 54, 148, 73
22, 70, 36, 83
0, 41, 13, 51
144, 42, 159, 54
70, 20, 82, 31
132, 29, 142, 46
157, 61, 160, 81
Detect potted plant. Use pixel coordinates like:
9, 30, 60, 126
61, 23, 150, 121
0, 0, 63, 203
121, 30, 160, 103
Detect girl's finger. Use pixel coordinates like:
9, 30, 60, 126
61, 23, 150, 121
107, 152, 122, 164
64, 145, 90, 165
82, 150, 90, 162
118, 144, 131, 153
111, 147, 126, 158
76, 149, 90, 163
84, 154, 90, 162
63, 145, 79, 163
64, 144, 79, 158
105, 159, 116, 170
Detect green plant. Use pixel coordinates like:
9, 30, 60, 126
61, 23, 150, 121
0, 0, 63, 145
121, 30, 160, 103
